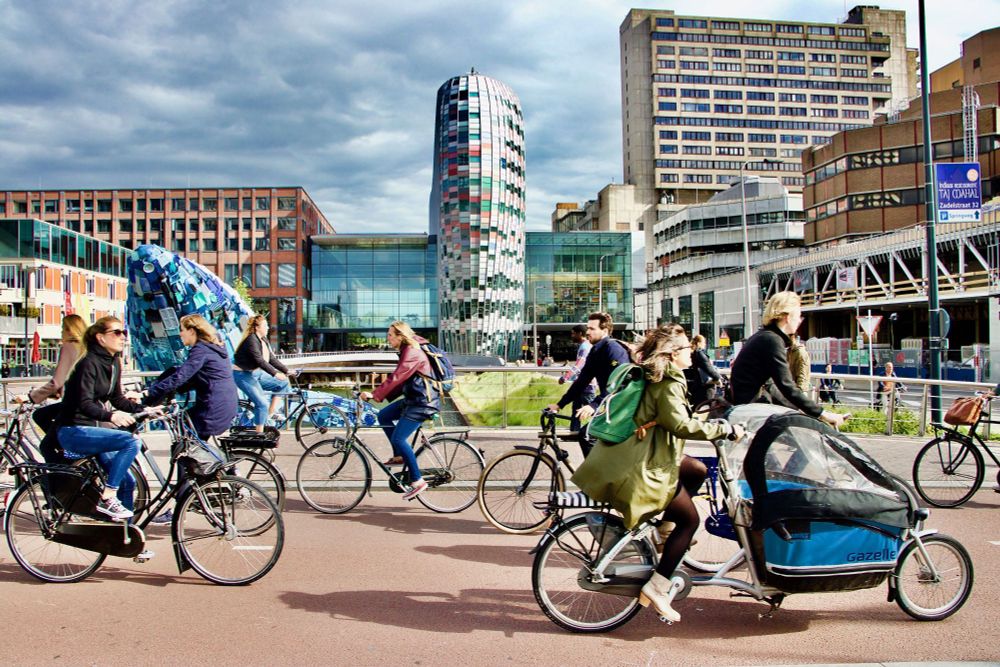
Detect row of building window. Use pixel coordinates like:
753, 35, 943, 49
223, 263, 298, 289
656, 158, 802, 170
655, 17, 865, 38
661, 60, 872, 78
651, 31, 889, 53
808, 187, 924, 222
0, 196, 298, 215
655, 115, 867, 132
806, 135, 1000, 186
653, 73, 891, 93
659, 173, 805, 186
660, 130, 837, 145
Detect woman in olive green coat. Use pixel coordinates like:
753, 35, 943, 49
572, 326, 743, 623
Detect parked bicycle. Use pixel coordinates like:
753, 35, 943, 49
295, 388, 484, 514
3, 403, 284, 585
531, 404, 973, 633
476, 409, 578, 534
912, 389, 1000, 508
232, 373, 352, 449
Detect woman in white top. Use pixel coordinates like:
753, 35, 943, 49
15, 314, 88, 461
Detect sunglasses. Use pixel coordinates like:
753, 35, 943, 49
103, 328, 128, 338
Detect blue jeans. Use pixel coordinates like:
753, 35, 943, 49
57, 425, 139, 510
234, 370, 291, 426
377, 400, 422, 481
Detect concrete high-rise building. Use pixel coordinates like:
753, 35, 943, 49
620, 6, 916, 255
430, 71, 526, 359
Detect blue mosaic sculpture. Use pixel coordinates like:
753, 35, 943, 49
125, 244, 378, 428
126, 244, 252, 372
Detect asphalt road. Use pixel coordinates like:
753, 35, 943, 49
1, 429, 998, 666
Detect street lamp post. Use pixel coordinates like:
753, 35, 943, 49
598, 254, 611, 313
739, 158, 778, 337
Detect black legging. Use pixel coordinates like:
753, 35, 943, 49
655, 455, 707, 578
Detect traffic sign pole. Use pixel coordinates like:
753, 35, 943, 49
918, 0, 942, 422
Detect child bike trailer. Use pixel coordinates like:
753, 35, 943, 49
741, 412, 912, 594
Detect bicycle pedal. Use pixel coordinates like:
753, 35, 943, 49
659, 617, 674, 625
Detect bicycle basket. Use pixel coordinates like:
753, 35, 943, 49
943, 396, 984, 426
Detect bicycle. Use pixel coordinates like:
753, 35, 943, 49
530, 405, 973, 633
1, 403, 147, 517
912, 390, 1000, 508
232, 372, 352, 449
295, 389, 484, 514
213, 431, 287, 512
3, 403, 284, 585
476, 409, 579, 534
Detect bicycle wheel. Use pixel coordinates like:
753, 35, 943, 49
532, 512, 653, 633
5, 479, 106, 583
894, 533, 974, 621
227, 449, 287, 512
413, 437, 484, 513
295, 438, 371, 514
477, 449, 564, 534
175, 475, 283, 585
684, 490, 741, 573
129, 460, 151, 517
912, 436, 984, 508
294, 402, 350, 450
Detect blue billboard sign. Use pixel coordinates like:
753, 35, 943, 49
935, 162, 982, 222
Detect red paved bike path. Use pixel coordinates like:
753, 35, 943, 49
0, 430, 997, 666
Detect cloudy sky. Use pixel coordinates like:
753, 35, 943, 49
1, 0, 996, 233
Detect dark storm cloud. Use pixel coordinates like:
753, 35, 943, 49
0, 0, 994, 233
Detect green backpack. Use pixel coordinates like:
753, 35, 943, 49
586, 363, 646, 444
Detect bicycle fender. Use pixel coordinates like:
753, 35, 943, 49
169, 479, 199, 575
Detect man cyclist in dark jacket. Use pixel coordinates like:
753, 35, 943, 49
547, 312, 631, 456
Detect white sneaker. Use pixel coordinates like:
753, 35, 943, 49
402, 478, 428, 501
96, 496, 133, 521
134, 549, 155, 562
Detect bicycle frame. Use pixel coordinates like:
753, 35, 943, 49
515, 411, 575, 495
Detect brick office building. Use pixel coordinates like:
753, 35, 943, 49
801, 80, 1000, 246
0, 186, 332, 350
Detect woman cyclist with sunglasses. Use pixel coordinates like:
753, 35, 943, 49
55, 315, 146, 521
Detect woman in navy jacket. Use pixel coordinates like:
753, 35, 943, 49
144, 315, 238, 439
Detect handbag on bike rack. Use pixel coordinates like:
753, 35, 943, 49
943, 396, 985, 426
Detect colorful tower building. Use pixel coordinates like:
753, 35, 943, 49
430, 71, 526, 359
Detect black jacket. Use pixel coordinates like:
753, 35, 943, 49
730, 323, 823, 418
234, 333, 288, 376
58, 346, 141, 427
146, 341, 239, 438
558, 336, 632, 410
684, 348, 721, 406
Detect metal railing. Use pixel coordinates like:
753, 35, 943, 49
2, 366, 991, 436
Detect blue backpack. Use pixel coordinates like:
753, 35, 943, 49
420, 342, 455, 392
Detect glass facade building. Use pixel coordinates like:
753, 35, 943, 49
303, 234, 438, 350
0, 218, 129, 277
430, 72, 526, 359
525, 232, 633, 328
0, 219, 129, 359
